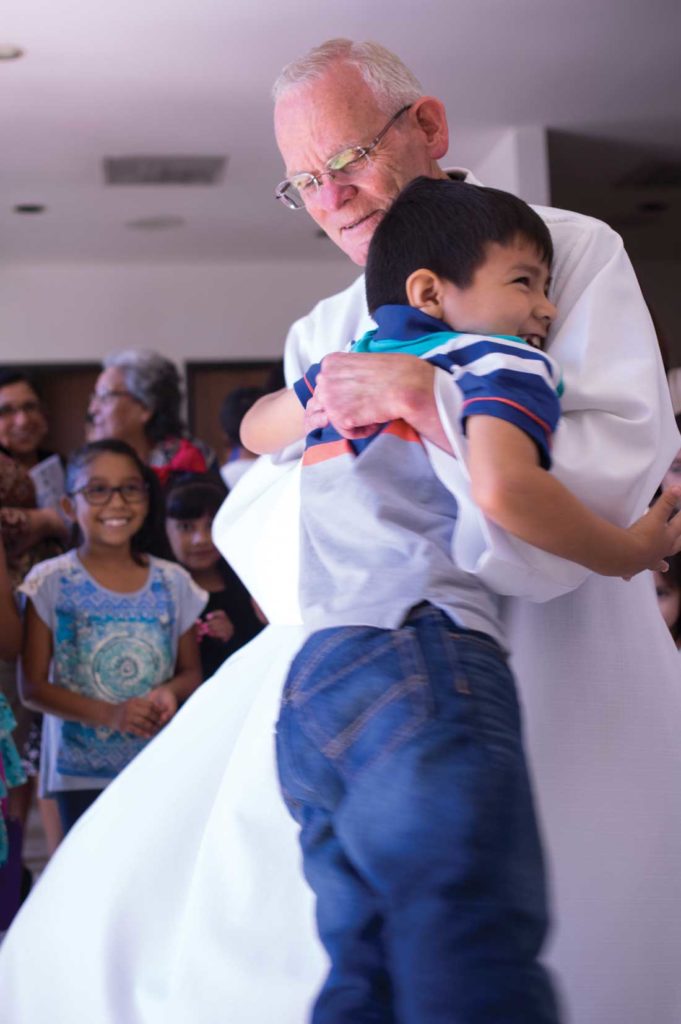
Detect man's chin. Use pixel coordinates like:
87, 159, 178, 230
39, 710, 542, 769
338, 213, 384, 266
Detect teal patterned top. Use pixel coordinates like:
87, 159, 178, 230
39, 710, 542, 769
0, 693, 27, 867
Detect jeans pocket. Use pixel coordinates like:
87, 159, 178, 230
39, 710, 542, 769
285, 626, 432, 782
450, 635, 522, 769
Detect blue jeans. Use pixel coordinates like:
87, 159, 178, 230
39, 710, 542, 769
276, 604, 560, 1024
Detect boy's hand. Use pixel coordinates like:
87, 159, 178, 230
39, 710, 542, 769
303, 392, 330, 434
626, 488, 681, 575
197, 610, 234, 644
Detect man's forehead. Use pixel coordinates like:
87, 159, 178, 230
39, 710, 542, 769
274, 67, 386, 169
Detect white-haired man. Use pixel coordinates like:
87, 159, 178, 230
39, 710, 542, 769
269, 38, 681, 1023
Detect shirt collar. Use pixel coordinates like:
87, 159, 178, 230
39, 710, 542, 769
371, 304, 454, 342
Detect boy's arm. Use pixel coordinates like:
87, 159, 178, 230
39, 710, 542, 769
467, 416, 681, 577
240, 387, 306, 455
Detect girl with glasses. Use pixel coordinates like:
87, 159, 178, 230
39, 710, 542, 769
17, 439, 206, 834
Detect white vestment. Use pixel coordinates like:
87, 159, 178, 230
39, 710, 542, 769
2, 191, 681, 1024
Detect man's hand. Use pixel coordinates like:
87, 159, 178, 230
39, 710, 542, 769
314, 351, 450, 448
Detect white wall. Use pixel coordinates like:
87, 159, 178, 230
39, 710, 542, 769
0, 130, 552, 370
455, 126, 551, 206
0, 259, 359, 366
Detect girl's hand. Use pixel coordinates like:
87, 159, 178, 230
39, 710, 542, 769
197, 610, 234, 644
150, 685, 178, 727
109, 697, 161, 738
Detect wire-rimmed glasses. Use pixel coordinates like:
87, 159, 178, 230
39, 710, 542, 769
275, 104, 412, 211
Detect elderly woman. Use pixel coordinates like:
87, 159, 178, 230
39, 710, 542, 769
87, 349, 218, 483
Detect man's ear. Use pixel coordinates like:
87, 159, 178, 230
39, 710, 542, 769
410, 96, 449, 160
60, 494, 76, 523
405, 268, 446, 319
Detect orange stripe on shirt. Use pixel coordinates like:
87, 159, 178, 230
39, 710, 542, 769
462, 397, 553, 439
382, 419, 423, 444
302, 439, 355, 466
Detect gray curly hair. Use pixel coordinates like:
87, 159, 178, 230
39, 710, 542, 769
103, 349, 185, 443
272, 38, 424, 114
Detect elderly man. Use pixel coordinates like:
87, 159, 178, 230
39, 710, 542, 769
265, 38, 681, 1024
2, 38, 680, 1024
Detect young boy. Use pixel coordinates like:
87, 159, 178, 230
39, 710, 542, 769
241, 177, 681, 1024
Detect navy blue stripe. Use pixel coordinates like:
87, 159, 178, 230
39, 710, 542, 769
373, 305, 455, 342
293, 363, 322, 408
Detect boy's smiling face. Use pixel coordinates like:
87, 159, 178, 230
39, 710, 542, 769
409, 236, 557, 348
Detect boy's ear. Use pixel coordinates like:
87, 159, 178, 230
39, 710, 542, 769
60, 494, 77, 523
405, 268, 446, 319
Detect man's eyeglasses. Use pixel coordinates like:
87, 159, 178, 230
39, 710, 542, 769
0, 400, 43, 420
69, 482, 148, 506
275, 104, 412, 211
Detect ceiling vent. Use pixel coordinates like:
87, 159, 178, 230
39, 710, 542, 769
103, 155, 227, 186
616, 161, 681, 189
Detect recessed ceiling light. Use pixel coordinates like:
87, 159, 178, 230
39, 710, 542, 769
0, 45, 24, 61
126, 215, 185, 230
14, 203, 45, 214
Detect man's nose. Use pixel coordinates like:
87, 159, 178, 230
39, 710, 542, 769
314, 177, 355, 212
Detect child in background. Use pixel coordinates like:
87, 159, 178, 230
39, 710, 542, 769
655, 552, 681, 649
0, 534, 26, 879
19, 440, 205, 834
164, 475, 264, 680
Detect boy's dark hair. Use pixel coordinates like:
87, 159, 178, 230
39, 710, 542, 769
365, 176, 553, 315
65, 438, 166, 564
165, 474, 226, 521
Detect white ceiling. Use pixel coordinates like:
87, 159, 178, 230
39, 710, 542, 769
1, 0, 680, 264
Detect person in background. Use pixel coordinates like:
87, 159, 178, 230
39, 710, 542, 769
164, 475, 263, 680
661, 413, 681, 493
0, 533, 26, 913
0, 369, 68, 552
87, 349, 219, 486
19, 439, 205, 834
218, 387, 264, 491
655, 552, 681, 651
0, 437, 65, 870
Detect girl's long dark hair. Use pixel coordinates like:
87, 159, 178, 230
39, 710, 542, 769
66, 439, 167, 564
